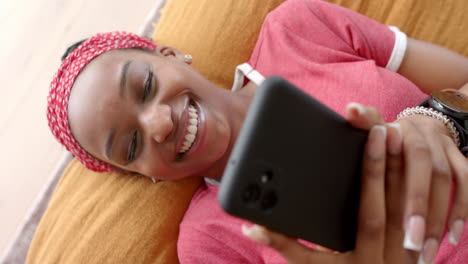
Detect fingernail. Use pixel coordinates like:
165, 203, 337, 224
387, 123, 402, 155
374, 125, 387, 137
449, 219, 465, 245
388, 123, 402, 136
367, 125, 387, 158
404, 215, 425, 251
417, 238, 438, 264
241, 224, 270, 245
347, 102, 366, 117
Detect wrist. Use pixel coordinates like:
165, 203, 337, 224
397, 107, 460, 146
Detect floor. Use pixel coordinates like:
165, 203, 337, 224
0, 0, 157, 255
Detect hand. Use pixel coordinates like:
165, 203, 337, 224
242, 103, 467, 263
349, 102, 467, 258
242, 124, 402, 263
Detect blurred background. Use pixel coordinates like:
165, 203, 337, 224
0, 0, 156, 256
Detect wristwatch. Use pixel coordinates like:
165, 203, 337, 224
421, 89, 468, 156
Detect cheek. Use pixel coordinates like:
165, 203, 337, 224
156, 64, 190, 90
204, 110, 232, 160
133, 146, 185, 180
215, 117, 230, 140
134, 151, 165, 177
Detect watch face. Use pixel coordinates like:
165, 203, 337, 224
430, 90, 468, 119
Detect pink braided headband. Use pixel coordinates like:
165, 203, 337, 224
47, 31, 157, 172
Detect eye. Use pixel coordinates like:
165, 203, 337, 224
127, 131, 138, 162
142, 67, 153, 101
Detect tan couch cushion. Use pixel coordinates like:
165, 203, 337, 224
27, 159, 201, 263
153, 0, 286, 89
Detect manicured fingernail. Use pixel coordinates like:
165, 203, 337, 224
367, 125, 387, 157
374, 125, 387, 137
347, 102, 366, 117
404, 215, 425, 251
241, 224, 270, 245
387, 123, 402, 155
417, 238, 438, 264
449, 219, 465, 245
388, 123, 402, 136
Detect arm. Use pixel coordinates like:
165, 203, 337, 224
294, 0, 468, 91
398, 38, 468, 94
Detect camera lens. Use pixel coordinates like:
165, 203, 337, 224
260, 190, 277, 211
261, 171, 273, 183
242, 184, 261, 205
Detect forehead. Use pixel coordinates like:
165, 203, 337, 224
70, 48, 153, 94
67, 50, 138, 161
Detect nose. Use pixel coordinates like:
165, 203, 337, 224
140, 104, 174, 143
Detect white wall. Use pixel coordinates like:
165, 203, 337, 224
0, 0, 158, 254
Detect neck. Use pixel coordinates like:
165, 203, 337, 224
201, 81, 257, 181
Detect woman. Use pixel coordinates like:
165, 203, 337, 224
47, 0, 468, 263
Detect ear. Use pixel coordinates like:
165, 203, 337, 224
155, 46, 192, 65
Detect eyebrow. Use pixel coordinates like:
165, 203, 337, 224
119, 60, 132, 98
105, 128, 117, 160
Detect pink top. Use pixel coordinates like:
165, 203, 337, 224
178, 0, 466, 263
178, 182, 286, 263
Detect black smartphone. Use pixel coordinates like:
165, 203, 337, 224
218, 76, 368, 252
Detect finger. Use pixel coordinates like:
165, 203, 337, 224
241, 224, 336, 264
423, 137, 452, 239
445, 140, 468, 245
384, 123, 405, 229
346, 103, 385, 130
355, 125, 387, 258
419, 138, 452, 263
384, 123, 420, 263
383, 123, 407, 262
400, 121, 432, 252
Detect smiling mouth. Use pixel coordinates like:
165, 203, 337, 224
177, 102, 199, 156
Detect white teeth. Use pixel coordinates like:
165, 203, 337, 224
187, 125, 197, 134
189, 112, 198, 119
185, 134, 195, 142
179, 104, 199, 154
189, 119, 198, 126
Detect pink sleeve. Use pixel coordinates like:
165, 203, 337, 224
268, 0, 398, 68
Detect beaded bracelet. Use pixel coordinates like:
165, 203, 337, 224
397, 106, 461, 147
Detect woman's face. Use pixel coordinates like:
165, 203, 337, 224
68, 48, 246, 180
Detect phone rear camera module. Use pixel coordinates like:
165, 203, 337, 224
260, 170, 273, 184
242, 184, 261, 205
260, 190, 277, 212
